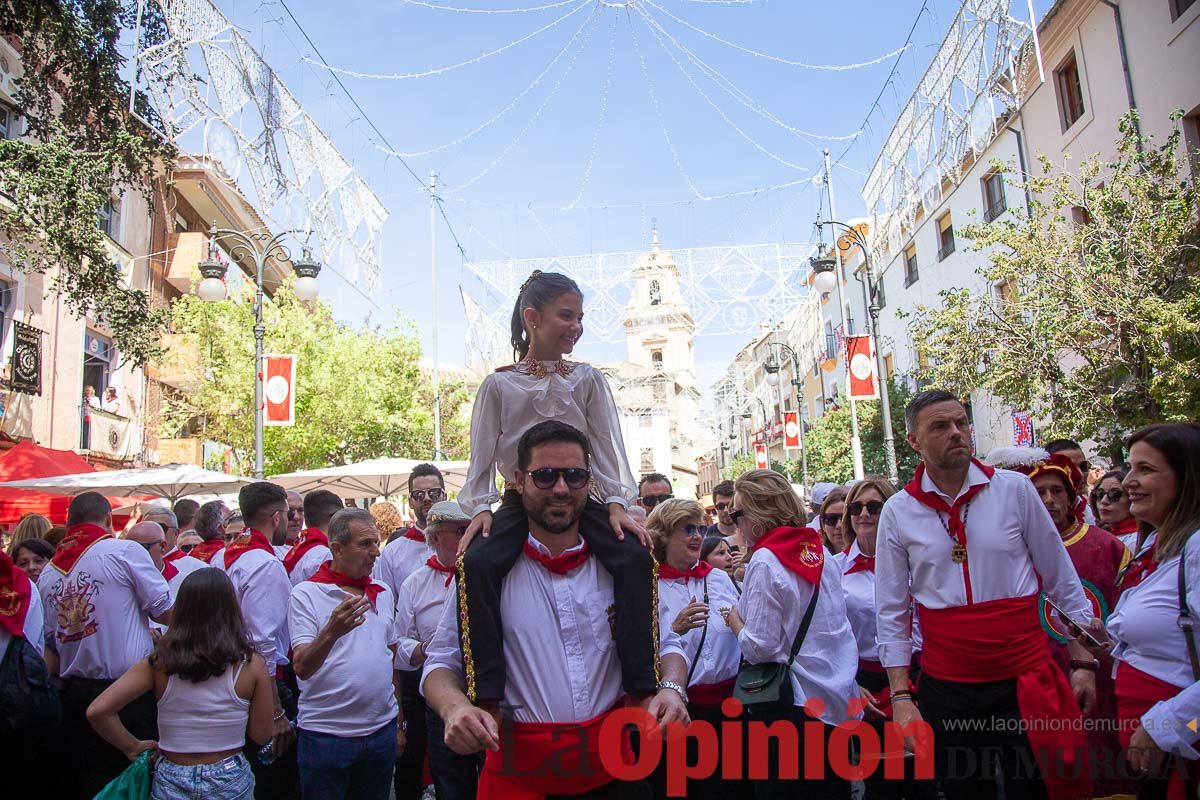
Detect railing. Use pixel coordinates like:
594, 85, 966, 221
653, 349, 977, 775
937, 236, 956, 261
983, 194, 1007, 223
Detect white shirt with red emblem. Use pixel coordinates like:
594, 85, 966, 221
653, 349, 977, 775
874, 463, 1093, 669
289, 580, 399, 737
394, 559, 455, 672
224, 548, 292, 670
422, 534, 685, 723
38, 538, 172, 679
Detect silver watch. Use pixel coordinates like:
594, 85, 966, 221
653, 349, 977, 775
657, 680, 688, 703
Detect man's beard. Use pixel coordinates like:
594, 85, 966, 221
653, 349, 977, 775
525, 493, 586, 534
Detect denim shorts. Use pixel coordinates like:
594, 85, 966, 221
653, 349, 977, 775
151, 753, 255, 800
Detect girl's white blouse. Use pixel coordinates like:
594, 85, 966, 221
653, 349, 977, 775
459, 361, 637, 516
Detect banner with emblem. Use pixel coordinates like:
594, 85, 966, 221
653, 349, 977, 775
754, 443, 768, 470
783, 411, 801, 450
263, 354, 296, 426
1012, 411, 1035, 447
88, 409, 136, 460
10, 322, 42, 396
847, 336, 878, 400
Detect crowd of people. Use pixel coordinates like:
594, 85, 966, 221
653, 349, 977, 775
0, 270, 1196, 800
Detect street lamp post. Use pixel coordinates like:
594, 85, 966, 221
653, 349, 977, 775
197, 224, 322, 479
764, 342, 810, 489
814, 219, 898, 485
742, 395, 771, 465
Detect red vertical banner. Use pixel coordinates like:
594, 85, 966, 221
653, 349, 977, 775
754, 443, 769, 470
847, 336, 878, 400
783, 411, 801, 450
263, 354, 296, 426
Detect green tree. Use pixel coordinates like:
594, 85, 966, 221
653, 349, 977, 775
0, 2, 176, 366
803, 378, 921, 486
162, 281, 470, 475
908, 113, 1200, 452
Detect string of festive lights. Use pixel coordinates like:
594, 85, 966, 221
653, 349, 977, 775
625, 8, 707, 200
564, 12, 620, 210
643, 0, 911, 71
302, 0, 591, 80
399, 0, 579, 13
375, 6, 597, 159
635, 5, 810, 171
444, 4, 602, 194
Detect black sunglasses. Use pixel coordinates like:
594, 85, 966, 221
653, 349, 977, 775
848, 501, 885, 517
714, 501, 730, 511
178, 543, 195, 554
411, 488, 446, 502
527, 467, 591, 490
287, 509, 302, 519
139, 540, 164, 551
821, 513, 842, 527
642, 493, 674, 508
1093, 489, 1126, 503
679, 524, 703, 538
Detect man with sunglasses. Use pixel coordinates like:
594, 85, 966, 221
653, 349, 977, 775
424, 421, 689, 798
128, 518, 205, 614
286, 490, 305, 547
284, 490, 344, 585
638, 472, 674, 513
705, 479, 738, 538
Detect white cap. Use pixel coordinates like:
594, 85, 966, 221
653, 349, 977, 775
810, 482, 839, 505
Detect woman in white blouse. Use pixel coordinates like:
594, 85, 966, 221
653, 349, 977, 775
1102, 422, 1200, 798
649, 498, 746, 799
724, 469, 860, 800
456, 270, 656, 706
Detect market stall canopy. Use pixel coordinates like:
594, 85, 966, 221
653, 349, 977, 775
0, 441, 134, 525
0, 463, 259, 504
268, 458, 470, 499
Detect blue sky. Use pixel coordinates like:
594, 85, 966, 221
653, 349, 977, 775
215, 0, 1053, 368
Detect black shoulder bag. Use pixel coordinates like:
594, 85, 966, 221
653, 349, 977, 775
0, 634, 62, 739
1180, 551, 1200, 682
732, 576, 820, 711
686, 576, 710, 686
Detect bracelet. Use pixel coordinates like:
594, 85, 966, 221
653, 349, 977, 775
890, 689, 915, 703
1069, 659, 1100, 672
272, 710, 287, 722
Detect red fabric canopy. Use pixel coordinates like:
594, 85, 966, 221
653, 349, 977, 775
0, 441, 111, 525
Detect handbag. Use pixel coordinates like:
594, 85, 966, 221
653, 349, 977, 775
732, 576, 820, 710
0, 634, 61, 738
93, 750, 153, 800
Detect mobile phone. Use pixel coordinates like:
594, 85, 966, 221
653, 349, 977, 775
1044, 596, 1105, 647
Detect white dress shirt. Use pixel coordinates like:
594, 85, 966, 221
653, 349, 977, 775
737, 547, 861, 725
151, 554, 209, 635
224, 549, 291, 669
657, 567, 741, 689
874, 463, 1092, 668
373, 535, 430, 600
289, 581, 399, 737
459, 363, 637, 516
0, 588, 44, 659
38, 538, 172, 679
840, 540, 923, 662
1107, 529, 1200, 758
422, 534, 684, 723
394, 558, 455, 671
288, 545, 331, 587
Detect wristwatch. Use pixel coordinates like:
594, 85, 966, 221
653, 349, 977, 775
657, 680, 688, 703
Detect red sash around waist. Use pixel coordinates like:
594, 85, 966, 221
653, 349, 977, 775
478, 704, 633, 800
688, 678, 736, 709
1114, 660, 1180, 749
919, 594, 1091, 800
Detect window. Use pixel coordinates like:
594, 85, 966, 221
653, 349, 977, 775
1182, 108, 1200, 179
875, 273, 887, 310
983, 172, 1007, 222
1172, 0, 1197, 21
0, 103, 20, 140
995, 279, 1018, 309
639, 448, 654, 473
649, 279, 661, 306
884, 353, 895, 380
904, 245, 919, 288
651, 349, 663, 367
1070, 205, 1092, 226
936, 213, 955, 261
97, 196, 122, 242
1054, 51, 1086, 130
174, 213, 189, 232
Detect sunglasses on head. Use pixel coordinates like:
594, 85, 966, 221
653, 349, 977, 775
848, 501, 885, 517
1094, 489, 1126, 503
527, 467, 591, 490
641, 493, 674, 508
411, 488, 445, 502
679, 524, 704, 538
821, 513, 842, 527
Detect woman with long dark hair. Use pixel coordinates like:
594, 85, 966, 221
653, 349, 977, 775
12, 536, 54, 583
454, 270, 657, 706
1101, 423, 1200, 799
87, 568, 275, 799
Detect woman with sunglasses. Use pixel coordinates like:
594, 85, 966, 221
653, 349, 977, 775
1092, 468, 1139, 550
648, 498, 746, 798
456, 270, 656, 707
724, 469, 859, 799
818, 487, 849, 561
840, 479, 935, 800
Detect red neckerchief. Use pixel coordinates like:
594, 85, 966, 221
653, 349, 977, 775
905, 459, 994, 554
0, 551, 32, 637
425, 555, 456, 587
161, 559, 179, 581
752, 526, 824, 585
1109, 517, 1138, 536
223, 529, 276, 569
163, 549, 187, 564
657, 560, 713, 581
283, 528, 329, 575
50, 524, 112, 574
845, 551, 875, 575
308, 560, 385, 610
1117, 537, 1158, 592
403, 527, 425, 543
189, 538, 225, 564
522, 540, 590, 576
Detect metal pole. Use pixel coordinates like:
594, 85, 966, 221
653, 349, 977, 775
254, 252, 266, 479
430, 172, 442, 459
862, 242, 899, 485
824, 149, 864, 479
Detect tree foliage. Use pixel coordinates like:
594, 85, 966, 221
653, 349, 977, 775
908, 113, 1200, 450
802, 379, 921, 486
161, 282, 471, 475
0, 1, 175, 365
